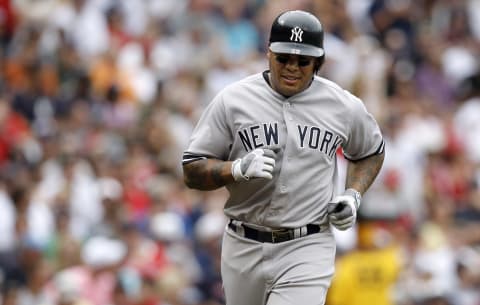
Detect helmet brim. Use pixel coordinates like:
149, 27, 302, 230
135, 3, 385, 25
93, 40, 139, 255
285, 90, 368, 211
269, 42, 324, 57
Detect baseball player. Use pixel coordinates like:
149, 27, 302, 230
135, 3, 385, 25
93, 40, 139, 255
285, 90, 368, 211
182, 10, 385, 305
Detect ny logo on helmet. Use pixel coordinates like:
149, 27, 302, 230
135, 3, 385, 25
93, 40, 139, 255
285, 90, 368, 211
290, 27, 303, 42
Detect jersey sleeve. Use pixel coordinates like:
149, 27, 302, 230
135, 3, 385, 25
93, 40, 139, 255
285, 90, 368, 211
183, 93, 232, 164
342, 92, 384, 161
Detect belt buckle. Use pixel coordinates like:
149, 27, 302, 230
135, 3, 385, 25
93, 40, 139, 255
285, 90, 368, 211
271, 229, 292, 243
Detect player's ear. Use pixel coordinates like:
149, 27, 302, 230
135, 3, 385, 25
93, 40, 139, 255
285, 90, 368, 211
267, 50, 273, 60
314, 56, 324, 74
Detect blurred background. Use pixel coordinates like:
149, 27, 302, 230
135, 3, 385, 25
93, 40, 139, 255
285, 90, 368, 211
0, 0, 479, 304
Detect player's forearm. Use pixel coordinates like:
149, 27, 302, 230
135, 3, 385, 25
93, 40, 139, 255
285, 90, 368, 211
183, 159, 235, 190
345, 152, 385, 194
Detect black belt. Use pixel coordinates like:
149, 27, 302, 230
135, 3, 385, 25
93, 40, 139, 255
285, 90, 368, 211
228, 220, 323, 243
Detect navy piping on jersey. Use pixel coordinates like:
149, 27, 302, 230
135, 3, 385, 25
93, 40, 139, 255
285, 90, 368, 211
182, 152, 208, 165
343, 139, 385, 162
263, 70, 270, 85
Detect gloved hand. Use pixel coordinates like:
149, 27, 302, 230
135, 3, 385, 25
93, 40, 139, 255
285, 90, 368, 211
231, 148, 276, 181
327, 188, 361, 230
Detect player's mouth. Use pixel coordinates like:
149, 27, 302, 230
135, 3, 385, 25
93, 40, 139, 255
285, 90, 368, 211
281, 75, 300, 85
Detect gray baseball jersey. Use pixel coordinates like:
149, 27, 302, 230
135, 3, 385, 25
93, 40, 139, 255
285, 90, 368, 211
183, 71, 384, 228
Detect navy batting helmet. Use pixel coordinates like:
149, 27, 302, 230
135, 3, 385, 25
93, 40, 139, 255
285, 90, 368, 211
269, 10, 325, 58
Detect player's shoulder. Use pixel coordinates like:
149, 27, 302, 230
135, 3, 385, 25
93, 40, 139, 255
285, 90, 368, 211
205, 73, 264, 111
212, 72, 265, 105
222, 73, 264, 92
312, 75, 362, 105
312, 76, 354, 98
312, 75, 343, 91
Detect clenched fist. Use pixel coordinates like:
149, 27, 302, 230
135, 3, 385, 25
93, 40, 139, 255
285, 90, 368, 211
231, 148, 276, 181
328, 188, 361, 231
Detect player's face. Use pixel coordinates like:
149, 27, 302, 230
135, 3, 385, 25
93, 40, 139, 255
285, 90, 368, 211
268, 51, 316, 97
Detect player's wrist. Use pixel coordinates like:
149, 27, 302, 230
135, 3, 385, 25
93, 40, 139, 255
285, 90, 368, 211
232, 159, 248, 181
344, 188, 361, 209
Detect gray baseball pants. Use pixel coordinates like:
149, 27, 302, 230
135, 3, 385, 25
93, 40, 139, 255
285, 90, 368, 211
221, 225, 336, 305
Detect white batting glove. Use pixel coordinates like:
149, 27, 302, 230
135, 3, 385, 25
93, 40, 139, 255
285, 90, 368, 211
327, 188, 361, 231
231, 148, 276, 181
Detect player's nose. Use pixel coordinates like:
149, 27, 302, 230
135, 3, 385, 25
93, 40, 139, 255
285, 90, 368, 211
284, 59, 301, 69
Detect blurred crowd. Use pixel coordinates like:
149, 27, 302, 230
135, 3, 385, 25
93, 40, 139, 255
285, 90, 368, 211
0, 0, 479, 304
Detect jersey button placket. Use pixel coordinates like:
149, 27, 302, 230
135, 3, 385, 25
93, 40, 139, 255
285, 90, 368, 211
286, 102, 293, 121
281, 102, 293, 195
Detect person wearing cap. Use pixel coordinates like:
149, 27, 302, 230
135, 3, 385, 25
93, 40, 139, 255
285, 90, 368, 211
182, 9, 385, 305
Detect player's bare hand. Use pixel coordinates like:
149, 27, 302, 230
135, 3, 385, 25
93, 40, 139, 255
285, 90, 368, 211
327, 189, 361, 230
232, 148, 276, 181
